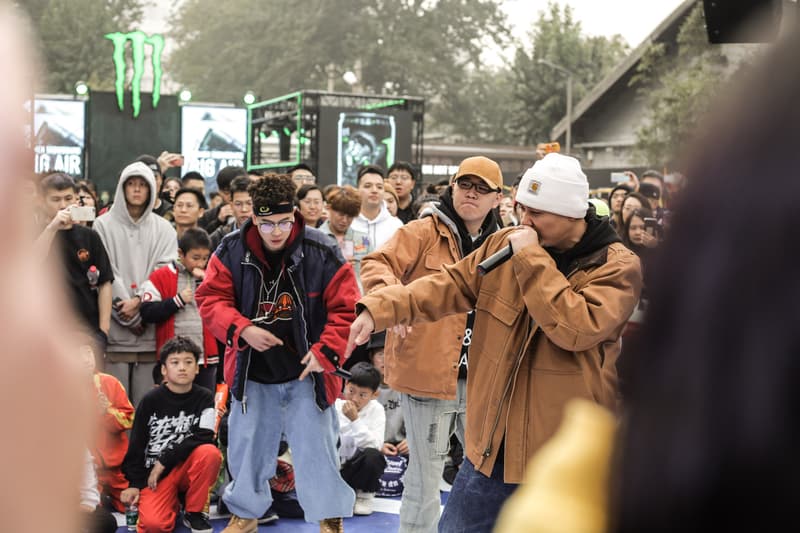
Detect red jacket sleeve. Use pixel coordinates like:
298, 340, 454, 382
310, 262, 360, 372
96, 374, 134, 433
196, 254, 252, 351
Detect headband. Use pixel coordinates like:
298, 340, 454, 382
255, 203, 294, 216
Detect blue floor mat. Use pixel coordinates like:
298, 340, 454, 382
113, 489, 450, 531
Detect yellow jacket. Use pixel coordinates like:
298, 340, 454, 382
494, 399, 616, 533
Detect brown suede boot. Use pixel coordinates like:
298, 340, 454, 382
220, 515, 258, 533
320, 516, 344, 533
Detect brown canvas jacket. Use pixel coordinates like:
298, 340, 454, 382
358, 226, 642, 483
360, 212, 466, 399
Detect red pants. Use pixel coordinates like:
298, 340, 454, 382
137, 444, 222, 533
97, 466, 128, 512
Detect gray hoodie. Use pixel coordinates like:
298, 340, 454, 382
93, 162, 177, 352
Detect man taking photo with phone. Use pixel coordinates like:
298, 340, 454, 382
346, 153, 642, 532
35, 172, 114, 357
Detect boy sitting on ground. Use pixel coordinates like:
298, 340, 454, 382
77, 336, 128, 533
367, 332, 410, 499
120, 336, 222, 533
335, 362, 386, 516
367, 332, 408, 459
80, 335, 135, 513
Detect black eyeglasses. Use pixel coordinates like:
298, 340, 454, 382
455, 177, 499, 195
258, 220, 294, 233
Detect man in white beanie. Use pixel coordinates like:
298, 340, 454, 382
93, 161, 177, 405
345, 152, 642, 532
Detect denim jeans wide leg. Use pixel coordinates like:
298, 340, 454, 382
438, 458, 518, 533
283, 377, 355, 522
223, 382, 283, 519
399, 378, 467, 533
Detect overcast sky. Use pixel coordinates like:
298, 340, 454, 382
503, 0, 686, 45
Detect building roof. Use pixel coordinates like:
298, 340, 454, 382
551, 0, 696, 140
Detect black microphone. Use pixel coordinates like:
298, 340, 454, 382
477, 243, 513, 276
333, 367, 352, 380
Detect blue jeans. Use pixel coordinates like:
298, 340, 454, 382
223, 378, 355, 522
438, 458, 518, 533
399, 378, 467, 533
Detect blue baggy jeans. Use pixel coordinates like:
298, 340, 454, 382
223, 378, 355, 522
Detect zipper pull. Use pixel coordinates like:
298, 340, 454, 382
483, 446, 492, 457
241, 396, 247, 414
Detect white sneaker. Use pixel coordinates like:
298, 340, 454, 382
353, 491, 375, 515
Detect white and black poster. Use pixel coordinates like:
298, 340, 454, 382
30, 98, 86, 177
181, 105, 246, 191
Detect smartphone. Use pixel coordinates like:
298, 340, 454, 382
169, 154, 185, 167
643, 217, 659, 236
70, 205, 96, 222
610, 172, 628, 183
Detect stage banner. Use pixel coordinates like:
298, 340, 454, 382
29, 98, 86, 177
181, 105, 246, 191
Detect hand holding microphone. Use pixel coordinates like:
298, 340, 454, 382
478, 226, 539, 276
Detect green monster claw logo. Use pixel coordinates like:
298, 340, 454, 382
105, 31, 165, 118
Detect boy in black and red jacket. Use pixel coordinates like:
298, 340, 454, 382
140, 228, 219, 392
120, 336, 222, 533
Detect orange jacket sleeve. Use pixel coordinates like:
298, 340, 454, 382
95, 373, 134, 433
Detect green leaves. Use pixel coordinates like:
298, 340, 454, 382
24, 0, 144, 93
168, 0, 512, 135
509, 2, 629, 145
632, 1, 735, 167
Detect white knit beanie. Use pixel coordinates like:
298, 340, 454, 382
515, 153, 588, 218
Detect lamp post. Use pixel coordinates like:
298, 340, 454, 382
538, 59, 575, 155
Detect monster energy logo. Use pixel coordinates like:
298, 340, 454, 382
105, 31, 165, 118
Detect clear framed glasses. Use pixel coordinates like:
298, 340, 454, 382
258, 220, 294, 233
387, 173, 413, 182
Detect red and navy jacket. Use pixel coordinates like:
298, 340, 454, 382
195, 213, 360, 410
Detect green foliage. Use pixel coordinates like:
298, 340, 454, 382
19, 0, 143, 92
509, 2, 629, 145
632, 1, 731, 166
168, 0, 511, 136
436, 66, 517, 144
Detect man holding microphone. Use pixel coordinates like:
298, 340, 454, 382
346, 153, 642, 532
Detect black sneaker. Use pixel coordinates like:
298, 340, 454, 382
258, 507, 279, 524
182, 511, 213, 533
